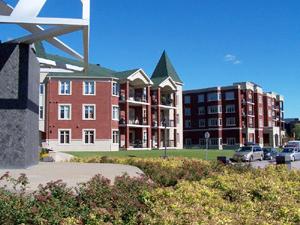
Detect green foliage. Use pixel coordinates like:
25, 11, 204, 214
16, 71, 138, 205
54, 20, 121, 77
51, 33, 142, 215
293, 124, 300, 140
1, 158, 300, 224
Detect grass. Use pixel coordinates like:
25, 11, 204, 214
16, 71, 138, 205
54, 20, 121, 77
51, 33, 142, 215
67, 149, 235, 161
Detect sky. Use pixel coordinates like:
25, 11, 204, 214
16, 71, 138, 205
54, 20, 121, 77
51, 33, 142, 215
0, 0, 300, 118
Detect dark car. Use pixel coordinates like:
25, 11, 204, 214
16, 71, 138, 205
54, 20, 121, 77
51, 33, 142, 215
262, 148, 278, 160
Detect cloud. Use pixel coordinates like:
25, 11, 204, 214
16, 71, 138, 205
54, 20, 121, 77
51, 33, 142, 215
224, 54, 242, 65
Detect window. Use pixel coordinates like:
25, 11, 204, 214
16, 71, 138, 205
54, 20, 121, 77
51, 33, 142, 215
268, 110, 272, 117
198, 94, 205, 103
258, 96, 263, 104
198, 106, 206, 115
83, 130, 95, 144
112, 130, 119, 144
208, 118, 222, 127
208, 105, 222, 114
185, 119, 191, 128
226, 117, 236, 126
59, 104, 71, 120
59, 81, 71, 95
225, 91, 235, 100
184, 95, 191, 104
268, 99, 271, 107
185, 138, 192, 146
226, 105, 235, 113
207, 92, 221, 102
219, 118, 223, 126
59, 130, 70, 144
210, 138, 219, 146
199, 119, 206, 127
249, 117, 254, 127
83, 105, 95, 120
83, 81, 95, 95
259, 107, 263, 116
185, 107, 191, 116
227, 138, 236, 146
143, 131, 147, 144
112, 82, 119, 96
199, 139, 206, 146
39, 106, 44, 120
259, 119, 264, 127
248, 105, 253, 115
39, 84, 44, 95
268, 121, 272, 127
112, 106, 119, 120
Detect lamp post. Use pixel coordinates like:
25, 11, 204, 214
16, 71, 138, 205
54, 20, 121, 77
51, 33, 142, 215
205, 132, 210, 161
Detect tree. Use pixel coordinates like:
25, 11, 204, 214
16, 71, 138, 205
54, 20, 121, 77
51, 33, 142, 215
293, 124, 300, 140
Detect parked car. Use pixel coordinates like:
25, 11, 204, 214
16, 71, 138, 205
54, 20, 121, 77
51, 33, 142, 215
232, 146, 264, 162
286, 141, 300, 150
262, 148, 279, 160
278, 147, 300, 162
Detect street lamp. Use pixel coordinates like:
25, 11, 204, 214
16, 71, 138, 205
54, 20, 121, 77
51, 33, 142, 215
205, 132, 210, 161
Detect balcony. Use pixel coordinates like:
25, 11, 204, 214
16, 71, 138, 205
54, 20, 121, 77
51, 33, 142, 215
119, 117, 149, 127
129, 140, 148, 149
152, 120, 175, 128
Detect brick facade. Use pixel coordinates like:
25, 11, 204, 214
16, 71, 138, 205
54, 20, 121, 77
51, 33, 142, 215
183, 82, 285, 149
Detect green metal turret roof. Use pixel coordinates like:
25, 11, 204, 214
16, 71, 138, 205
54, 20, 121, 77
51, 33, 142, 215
151, 51, 183, 84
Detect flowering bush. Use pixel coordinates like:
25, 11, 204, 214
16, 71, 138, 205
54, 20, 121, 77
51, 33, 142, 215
0, 157, 300, 224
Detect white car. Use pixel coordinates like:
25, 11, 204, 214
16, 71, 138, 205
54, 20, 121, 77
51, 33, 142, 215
279, 147, 300, 162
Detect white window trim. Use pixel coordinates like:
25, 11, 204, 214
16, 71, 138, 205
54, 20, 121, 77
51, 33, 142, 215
82, 104, 96, 120
112, 105, 119, 121
58, 104, 72, 120
112, 129, 120, 144
83, 81, 96, 96
58, 129, 72, 145
112, 82, 119, 97
208, 105, 222, 114
82, 129, 96, 145
58, 80, 72, 96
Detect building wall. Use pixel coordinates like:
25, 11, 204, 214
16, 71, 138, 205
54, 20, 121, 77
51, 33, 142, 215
43, 78, 119, 152
183, 82, 284, 149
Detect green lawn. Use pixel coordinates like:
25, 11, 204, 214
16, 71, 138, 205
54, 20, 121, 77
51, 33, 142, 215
67, 149, 235, 161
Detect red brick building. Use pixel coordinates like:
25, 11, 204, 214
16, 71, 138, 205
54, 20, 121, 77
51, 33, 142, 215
183, 82, 285, 149
37, 43, 184, 151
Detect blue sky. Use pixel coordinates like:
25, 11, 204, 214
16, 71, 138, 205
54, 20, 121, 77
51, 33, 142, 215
1, 0, 300, 118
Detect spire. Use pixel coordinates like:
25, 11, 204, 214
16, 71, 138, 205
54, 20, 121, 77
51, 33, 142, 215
151, 51, 183, 83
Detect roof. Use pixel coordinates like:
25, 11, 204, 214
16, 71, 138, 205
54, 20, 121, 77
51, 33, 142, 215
113, 69, 140, 79
35, 42, 116, 78
151, 51, 183, 84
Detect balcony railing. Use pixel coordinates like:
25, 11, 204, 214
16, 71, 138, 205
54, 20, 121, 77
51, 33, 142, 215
161, 97, 174, 106
161, 120, 175, 127
119, 118, 148, 126
119, 94, 147, 103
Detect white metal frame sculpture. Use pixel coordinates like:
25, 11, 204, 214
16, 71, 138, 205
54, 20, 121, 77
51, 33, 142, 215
0, 0, 90, 71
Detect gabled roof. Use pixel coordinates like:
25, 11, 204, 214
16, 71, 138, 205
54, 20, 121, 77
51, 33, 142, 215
151, 51, 183, 84
113, 69, 140, 79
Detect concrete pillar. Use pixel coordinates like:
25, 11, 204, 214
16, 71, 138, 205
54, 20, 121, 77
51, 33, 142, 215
0, 43, 39, 168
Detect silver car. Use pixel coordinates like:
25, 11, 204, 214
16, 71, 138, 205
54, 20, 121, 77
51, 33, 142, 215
279, 147, 300, 162
233, 146, 264, 162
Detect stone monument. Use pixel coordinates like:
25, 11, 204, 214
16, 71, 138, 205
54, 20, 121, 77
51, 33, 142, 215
0, 0, 90, 168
